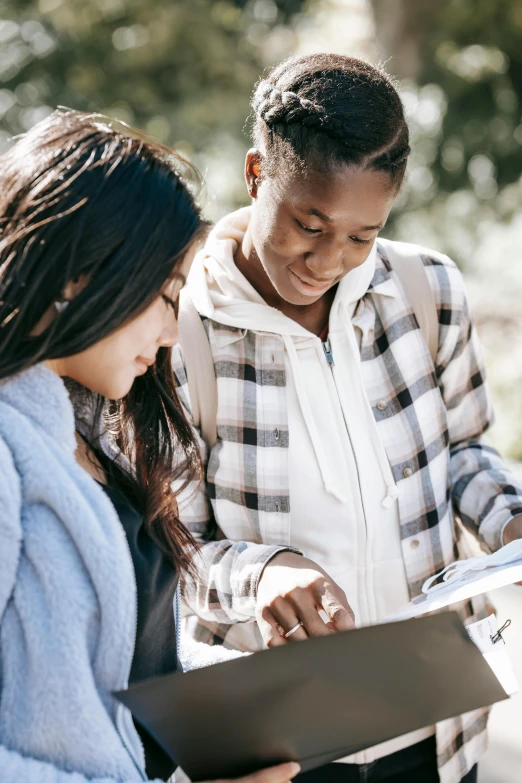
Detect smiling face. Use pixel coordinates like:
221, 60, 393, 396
48, 251, 193, 400
241, 153, 397, 309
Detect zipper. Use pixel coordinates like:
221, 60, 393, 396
115, 529, 147, 780
116, 705, 147, 781
175, 582, 181, 656
321, 336, 378, 767
323, 338, 335, 368
322, 338, 368, 535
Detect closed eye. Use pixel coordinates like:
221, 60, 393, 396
296, 219, 321, 235
297, 218, 374, 245
162, 293, 179, 316
349, 236, 372, 245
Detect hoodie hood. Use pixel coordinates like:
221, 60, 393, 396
187, 207, 398, 509
187, 206, 377, 336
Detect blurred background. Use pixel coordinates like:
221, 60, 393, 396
0, 0, 520, 779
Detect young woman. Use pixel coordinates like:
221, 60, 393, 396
175, 54, 522, 783
0, 109, 300, 783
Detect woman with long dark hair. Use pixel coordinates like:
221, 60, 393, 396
0, 109, 300, 783
176, 53, 522, 783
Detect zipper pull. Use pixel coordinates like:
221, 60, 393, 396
322, 338, 335, 368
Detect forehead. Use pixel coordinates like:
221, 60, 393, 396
275, 163, 396, 226
165, 243, 197, 288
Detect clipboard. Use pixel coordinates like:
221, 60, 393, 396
116, 612, 506, 781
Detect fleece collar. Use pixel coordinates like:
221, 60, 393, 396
0, 364, 77, 454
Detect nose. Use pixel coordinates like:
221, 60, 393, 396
304, 235, 344, 280
159, 306, 179, 349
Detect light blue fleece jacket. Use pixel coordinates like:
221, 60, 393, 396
0, 364, 155, 782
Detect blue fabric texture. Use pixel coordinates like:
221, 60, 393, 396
0, 364, 156, 782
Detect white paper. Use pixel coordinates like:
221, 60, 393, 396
382, 543, 522, 697
466, 615, 518, 696
384, 540, 522, 622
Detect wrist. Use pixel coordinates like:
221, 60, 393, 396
255, 547, 303, 594
501, 514, 522, 545
264, 550, 303, 570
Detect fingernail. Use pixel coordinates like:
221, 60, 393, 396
290, 762, 301, 776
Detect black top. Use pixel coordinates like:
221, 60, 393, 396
101, 483, 179, 781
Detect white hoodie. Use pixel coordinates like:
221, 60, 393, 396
188, 208, 434, 762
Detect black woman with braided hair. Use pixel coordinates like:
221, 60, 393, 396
175, 53, 522, 783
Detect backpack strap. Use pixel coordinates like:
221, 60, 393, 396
380, 239, 439, 364
177, 288, 218, 449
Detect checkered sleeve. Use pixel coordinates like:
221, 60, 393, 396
427, 255, 522, 552
172, 343, 299, 623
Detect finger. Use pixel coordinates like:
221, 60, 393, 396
320, 588, 356, 630
270, 598, 308, 643
256, 606, 287, 647
294, 600, 334, 638
244, 762, 301, 783
225, 761, 301, 783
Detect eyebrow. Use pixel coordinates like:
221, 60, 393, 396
305, 207, 333, 222
304, 208, 383, 232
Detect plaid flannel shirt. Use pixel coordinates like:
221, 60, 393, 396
173, 240, 522, 783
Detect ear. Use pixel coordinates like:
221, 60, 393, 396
62, 273, 90, 303
245, 149, 263, 199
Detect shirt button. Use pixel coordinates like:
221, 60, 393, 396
403, 467, 413, 478
274, 428, 280, 441
377, 400, 387, 411
410, 539, 420, 549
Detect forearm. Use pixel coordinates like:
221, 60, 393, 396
431, 260, 522, 550
451, 439, 522, 551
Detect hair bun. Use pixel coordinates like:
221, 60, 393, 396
253, 80, 324, 128
250, 54, 410, 186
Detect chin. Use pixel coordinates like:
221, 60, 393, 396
112, 382, 135, 401
280, 285, 323, 306
93, 377, 135, 401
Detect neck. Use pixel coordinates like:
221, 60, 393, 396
75, 431, 108, 485
45, 358, 63, 377
234, 227, 335, 336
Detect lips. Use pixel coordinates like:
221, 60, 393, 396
135, 355, 156, 373
288, 268, 335, 297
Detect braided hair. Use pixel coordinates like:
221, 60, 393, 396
251, 53, 410, 188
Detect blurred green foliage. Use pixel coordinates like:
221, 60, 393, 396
0, 0, 305, 166
371, 0, 522, 266
418, 0, 522, 195
2, 0, 521, 226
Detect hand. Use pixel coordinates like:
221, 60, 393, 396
502, 515, 522, 585
256, 552, 356, 647
204, 762, 301, 783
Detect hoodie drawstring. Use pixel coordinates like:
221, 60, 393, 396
283, 336, 349, 504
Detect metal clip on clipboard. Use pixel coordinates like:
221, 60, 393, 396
491, 618, 512, 645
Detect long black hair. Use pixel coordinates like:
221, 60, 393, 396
0, 109, 207, 574
252, 53, 410, 187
